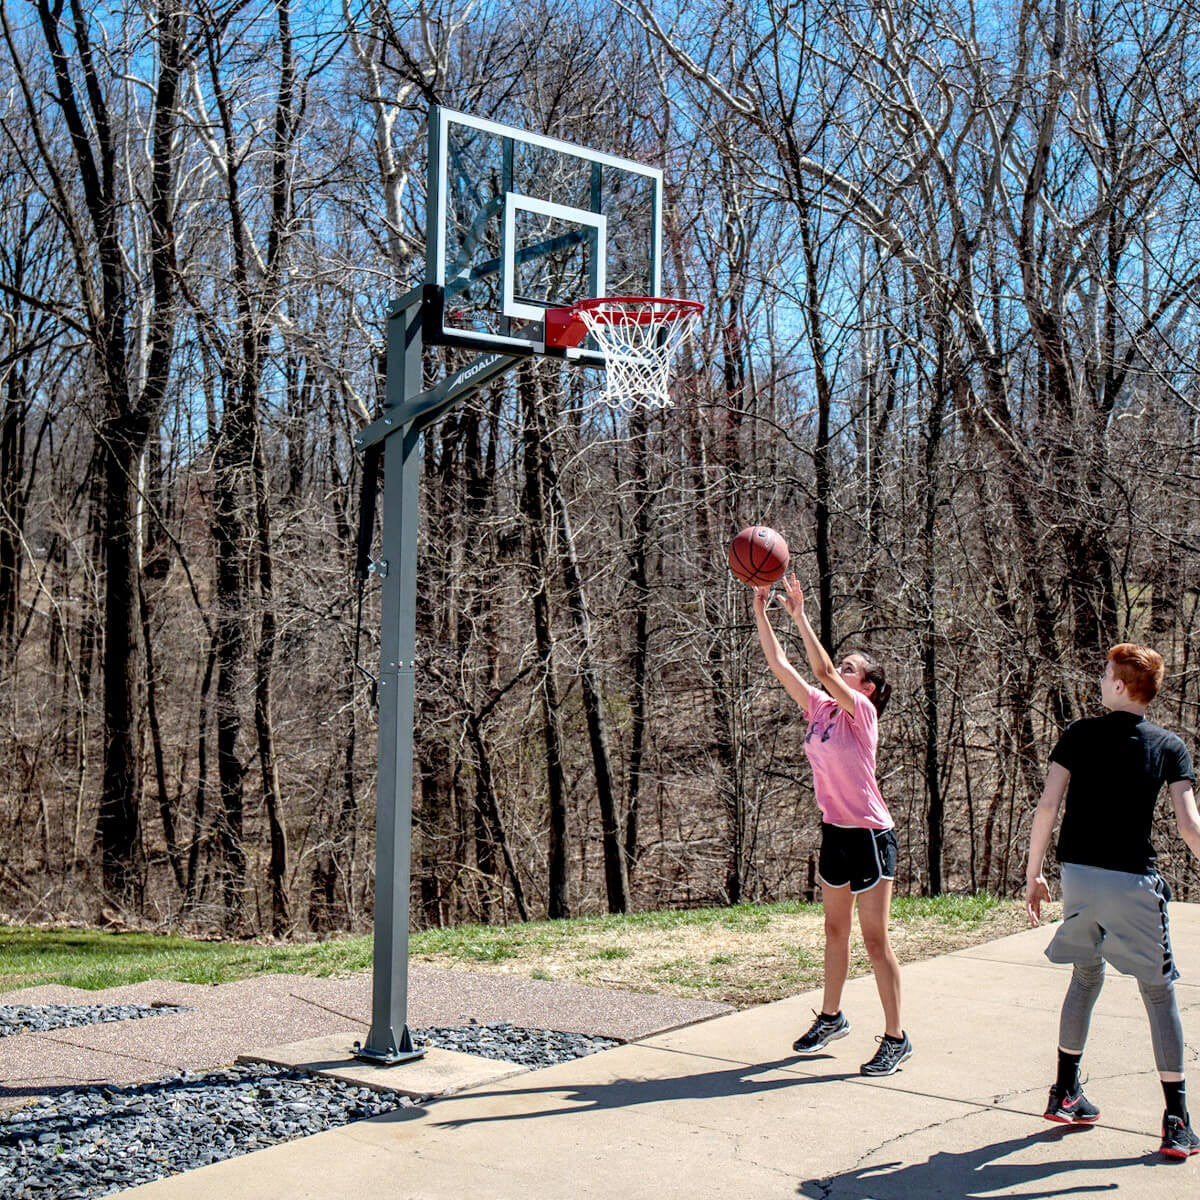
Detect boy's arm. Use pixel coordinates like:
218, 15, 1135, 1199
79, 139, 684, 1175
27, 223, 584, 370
1170, 780, 1200, 860
1025, 763, 1069, 927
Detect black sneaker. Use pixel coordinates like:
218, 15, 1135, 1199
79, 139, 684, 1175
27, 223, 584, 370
1043, 1083, 1100, 1124
860, 1031, 912, 1076
792, 1010, 850, 1054
1161, 1112, 1200, 1159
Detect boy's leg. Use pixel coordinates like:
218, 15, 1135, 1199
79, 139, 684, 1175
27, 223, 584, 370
1047, 864, 1106, 1107
1138, 977, 1185, 1084
1058, 958, 1105, 1061
1045, 958, 1105, 1123
1141, 978, 1200, 1157
1044, 858, 1105, 1092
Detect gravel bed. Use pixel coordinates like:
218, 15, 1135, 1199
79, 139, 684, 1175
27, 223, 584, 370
0, 1004, 190, 1038
413, 1021, 619, 1066
0, 1064, 410, 1199
0, 1022, 619, 1199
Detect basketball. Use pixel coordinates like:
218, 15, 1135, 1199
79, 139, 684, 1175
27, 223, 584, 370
728, 526, 789, 586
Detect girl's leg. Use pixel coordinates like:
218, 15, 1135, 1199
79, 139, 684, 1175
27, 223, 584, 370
821, 883, 854, 1014
856, 879, 902, 1038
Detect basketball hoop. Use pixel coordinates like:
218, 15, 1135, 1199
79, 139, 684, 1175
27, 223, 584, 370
545, 297, 703, 412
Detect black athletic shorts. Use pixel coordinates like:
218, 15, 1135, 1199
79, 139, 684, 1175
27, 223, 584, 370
818, 823, 897, 893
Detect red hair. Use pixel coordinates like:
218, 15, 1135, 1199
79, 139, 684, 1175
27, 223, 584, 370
1107, 643, 1165, 704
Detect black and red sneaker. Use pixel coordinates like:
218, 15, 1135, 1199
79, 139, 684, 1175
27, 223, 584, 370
1161, 1113, 1200, 1159
1044, 1083, 1100, 1125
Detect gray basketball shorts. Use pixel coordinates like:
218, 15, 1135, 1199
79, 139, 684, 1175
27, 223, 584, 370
1045, 863, 1179, 984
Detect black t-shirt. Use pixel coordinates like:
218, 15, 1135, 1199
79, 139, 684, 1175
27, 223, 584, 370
1051, 710, 1194, 874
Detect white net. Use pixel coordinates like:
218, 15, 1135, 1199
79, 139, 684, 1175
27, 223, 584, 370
575, 298, 702, 412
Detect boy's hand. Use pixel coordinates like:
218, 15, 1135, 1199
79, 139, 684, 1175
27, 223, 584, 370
752, 585, 771, 614
1025, 875, 1052, 927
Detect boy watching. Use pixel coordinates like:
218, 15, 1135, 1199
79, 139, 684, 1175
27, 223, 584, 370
1026, 643, 1200, 1158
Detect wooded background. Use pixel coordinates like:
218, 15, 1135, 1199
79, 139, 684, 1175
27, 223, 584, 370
2, 0, 1199, 935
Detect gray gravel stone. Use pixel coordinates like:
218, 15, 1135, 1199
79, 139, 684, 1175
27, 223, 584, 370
0, 1015, 618, 1198
411, 1020, 618, 1066
0, 1004, 189, 1038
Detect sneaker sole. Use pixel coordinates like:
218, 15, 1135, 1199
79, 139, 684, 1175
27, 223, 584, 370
859, 1044, 912, 1077
792, 1026, 850, 1055
1161, 1144, 1200, 1159
1044, 1111, 1101, 1126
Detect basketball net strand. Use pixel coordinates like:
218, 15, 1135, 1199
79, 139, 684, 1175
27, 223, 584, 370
576, 300, 701, 413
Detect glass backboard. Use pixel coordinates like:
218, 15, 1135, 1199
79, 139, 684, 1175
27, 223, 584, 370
425, 107, 663, 365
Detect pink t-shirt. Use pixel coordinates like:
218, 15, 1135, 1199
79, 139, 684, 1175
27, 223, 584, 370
803, 686, 892, 829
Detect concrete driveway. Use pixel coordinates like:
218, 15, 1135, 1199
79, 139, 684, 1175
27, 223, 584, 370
112, 905, 1200, 1199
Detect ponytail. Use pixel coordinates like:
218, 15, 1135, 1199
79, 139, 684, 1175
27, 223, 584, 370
858, 653, 892, 715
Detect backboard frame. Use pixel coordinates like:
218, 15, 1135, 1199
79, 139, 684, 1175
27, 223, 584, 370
424, 106, 664, 365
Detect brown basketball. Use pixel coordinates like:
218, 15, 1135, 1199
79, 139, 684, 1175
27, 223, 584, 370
728, 525, 789, 586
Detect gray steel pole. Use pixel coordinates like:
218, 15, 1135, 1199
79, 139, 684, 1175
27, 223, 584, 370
353, 289, 520, 1064
355, 297, 425, 1064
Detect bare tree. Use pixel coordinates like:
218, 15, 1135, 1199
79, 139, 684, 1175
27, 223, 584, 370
1, 0, 188, 906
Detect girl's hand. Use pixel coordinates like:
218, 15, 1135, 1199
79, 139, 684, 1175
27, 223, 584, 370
780, 574, 804, 619
752, 585, 771, 615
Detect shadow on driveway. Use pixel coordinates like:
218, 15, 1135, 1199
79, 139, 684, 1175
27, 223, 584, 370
417, 1054, 855, 1128
798, 1126, 1173, 1199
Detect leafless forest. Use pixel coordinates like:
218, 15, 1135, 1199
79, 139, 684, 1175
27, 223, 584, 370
2, 0, 1199, 935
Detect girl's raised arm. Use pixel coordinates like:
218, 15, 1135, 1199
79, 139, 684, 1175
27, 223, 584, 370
780, 576, 860, 716
752, 586, 812, 711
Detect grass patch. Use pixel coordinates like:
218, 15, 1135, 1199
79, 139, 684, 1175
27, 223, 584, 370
0, 926, 375, 992
589, 946, 633, 961
0, 892, 1034, 1007
890, 891, 1005, 926
783, 944, 818, 970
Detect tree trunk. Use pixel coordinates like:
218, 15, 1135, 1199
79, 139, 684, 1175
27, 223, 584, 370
139, 571, 184, 893
253, 436, 289, 935
624, 404, 651, 875
0, 363, 26, 663
319, 434, 362, 930
27, 0, 186, 909
795, 177, 836, 651
680, 389, 743, 905
464, 708, 529, 922
519, 365, 570, 918
186, 644, 217, 907
918, 334, 950, 895
532, 381, 630, 914
211, 437, 249, 928
97, 420, 146, 904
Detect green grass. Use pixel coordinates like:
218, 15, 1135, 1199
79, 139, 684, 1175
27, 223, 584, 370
0, 893, 1008, 994
782, 944, 818, 969
589, 946, 633, 961
0, 926, 377, 991
889, 891, 1005, 926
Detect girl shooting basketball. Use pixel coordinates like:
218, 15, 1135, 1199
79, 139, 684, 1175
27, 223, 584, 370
752, 574, 910, 1075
